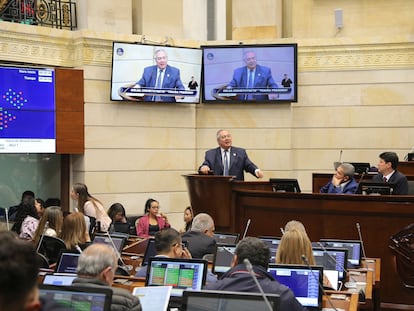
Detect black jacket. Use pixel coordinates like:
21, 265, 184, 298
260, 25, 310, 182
181, 231, 216, 259
372, 170, 408, 195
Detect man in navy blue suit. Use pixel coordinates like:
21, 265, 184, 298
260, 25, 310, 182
320, 162, 359, 194
372, 151, 408, 195
199, 129, 264, 181
227, 50, 278, 101
136, 48, 185, 102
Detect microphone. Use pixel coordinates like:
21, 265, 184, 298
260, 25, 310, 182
301, 255, 338, 311
5, 207, 9, 231
339, 149, 343, 163
36, 221, 49, 253
104, 231, 132, 272
75, 244, 83, 253
356, 223, 367, 259
280, 227, 285, 235
243, 258, 273, 311
241, 218, 251, 240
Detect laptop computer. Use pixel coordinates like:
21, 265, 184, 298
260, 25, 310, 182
319, 239, 362, 268
312, 246, 348, 280
213, 232, 240, 244
212, 244, 237, 275
267, 264, 323, 310
141, 238, 156, 267
258, 236, 281, 263
182, 290, 280, 311
92, 233, 126, 254
54, 249, 81, 274
145, 257, 208, 297
42, 273, 77, 286
39, 284, 112, 311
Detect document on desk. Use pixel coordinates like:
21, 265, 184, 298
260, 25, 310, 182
132, 286, 172, 311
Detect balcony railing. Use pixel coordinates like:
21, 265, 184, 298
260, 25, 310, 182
0, 0, 77, 30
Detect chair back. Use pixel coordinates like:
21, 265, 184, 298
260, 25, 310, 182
37, 235, 67, 265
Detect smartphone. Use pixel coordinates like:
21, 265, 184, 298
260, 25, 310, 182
182, 240, 189, 249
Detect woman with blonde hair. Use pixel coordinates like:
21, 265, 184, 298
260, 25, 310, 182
276, 229, 315, 265
32, 206, 64, 246
60, 212, 91, 250
70, 182, 111, 232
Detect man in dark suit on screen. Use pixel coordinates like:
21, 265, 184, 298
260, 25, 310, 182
372, 151, 408, 195
198, 129, 263, 181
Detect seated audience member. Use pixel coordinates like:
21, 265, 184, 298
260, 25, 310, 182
107, 202, 128, 224
33, 206, 64, 246
8, 190, 35, 221
0, 231, 72, 311
136, 198, 170, 237
60, 212, 91, 250
183, 206, 194, 232
372, 151, 408, 195
205, 237, 305, 311
11, 200, 39, 240
284, 220, 307, 234
182, 213, 216, 259
45, 198, 61, 208
135, 227, 192, 277
320, 162, 359, 194
71, 182, 112, 232
276, 229, 315, 265
34, 198, 46, 218
72, 243, 142, 311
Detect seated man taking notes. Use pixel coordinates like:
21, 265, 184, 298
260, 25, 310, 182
320, 162, 358, 194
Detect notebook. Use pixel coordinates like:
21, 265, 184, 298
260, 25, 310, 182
54, 249, 81, 274
39, 284, 112, 311
93, 233, 126, 253
42, 273, 77, 286
213, 232, 240, 244
145, 257, 208, 297
212, 244, 237, 275
319, 239, 362, 267
258, 236, 281, 262
312, 247, 348, 280
132, 286, 172, 311
182, 290, 280, 311
268, 264, 323, 310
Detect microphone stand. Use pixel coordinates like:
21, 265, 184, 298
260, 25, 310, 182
5, 207, 9, 231
243, 258, 273, 311
104, 231, 132, 273
356, 223, 367, 259
241, 219, 251, 240
36, 221, 49, 253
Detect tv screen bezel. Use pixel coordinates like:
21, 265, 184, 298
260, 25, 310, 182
356, 181, 395, 195
269, 178, 301, 193
110, 42, 202, 104
201, 43, 298, 104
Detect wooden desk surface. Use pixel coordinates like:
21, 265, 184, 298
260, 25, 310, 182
324, 291, 359, 311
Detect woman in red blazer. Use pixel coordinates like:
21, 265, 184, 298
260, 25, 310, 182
136, 198, 170, 237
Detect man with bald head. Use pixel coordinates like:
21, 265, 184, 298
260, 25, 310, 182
72, 243, 141, 311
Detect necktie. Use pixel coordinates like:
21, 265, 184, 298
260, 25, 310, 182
154, 69, 163, 101
246, 70, 254, 100
383, 177, 387, 183
223, 150, 229, 176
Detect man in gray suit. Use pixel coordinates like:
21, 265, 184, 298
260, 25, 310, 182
199, 129, 264, 181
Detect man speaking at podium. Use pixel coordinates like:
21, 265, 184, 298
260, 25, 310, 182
199, 129, 263, 181
227, 50, 278, 101
136, 48, 185, 102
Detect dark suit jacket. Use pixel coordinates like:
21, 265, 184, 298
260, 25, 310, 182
136, 65, 185, 102
200, 146, 259, 181
181, 231, 216, 259
228, 64, 277, 101
372, 170, 408, 195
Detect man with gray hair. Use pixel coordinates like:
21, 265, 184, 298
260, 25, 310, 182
72, 243, 141, 311
320, 162, 358, 194
182, 213, 216, 259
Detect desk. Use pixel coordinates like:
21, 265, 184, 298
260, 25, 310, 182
324, 291, 359, 311
112, 276, 145, 292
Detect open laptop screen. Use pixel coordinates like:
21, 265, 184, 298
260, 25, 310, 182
55, 250, 81, 274
258, 236, 281, 262
145, 257, 208, 297
267, 264, 323, 310
141, 238, 156, 266
213, 232, 240, 244
92, 234, 126, 253
212, 244, 237, 275
182, 290, 280, 311
39, 284, 112, 311
42, 274, 76, 286
312, 247, 348, 280
319, 239, 362, 267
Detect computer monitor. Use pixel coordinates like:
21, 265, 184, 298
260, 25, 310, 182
42, 274, 77, 286
349, 162, 371, 175
213, 232, 240, 244
92, 233, 126, 253
267, 264, 323, 310
269, 178, 301, 193
141, 238, 156, 267
39, 285, 112, 311
319, 239, 362, 267
54, 249, 81, 274
182, 290, 280, 311
145, 257, 208, 297
258, 236, 282, 262
406, 153, 414, 161
312, 246, 348, 280
212, 244, 237, 275
356, 181, 395, 195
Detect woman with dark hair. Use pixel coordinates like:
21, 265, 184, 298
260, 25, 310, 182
183, 206, 194, 232
107, 202, 127, 223
34, 198, 46, 218
70, 182, 111, 232
11, 199, 39, 240
136, 198, 170, 237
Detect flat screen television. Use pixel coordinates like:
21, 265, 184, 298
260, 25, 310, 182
349, 162, 371, 174
356, 181, 395, 195
0, 65, 56, 153
269, 178, 301, 193
111, 42, 202, 104
201, 43, 297, 103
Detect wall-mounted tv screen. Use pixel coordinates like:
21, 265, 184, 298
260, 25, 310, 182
201, 43, 297, 103
111, 42, 202, 104
0, 65, 56, 153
